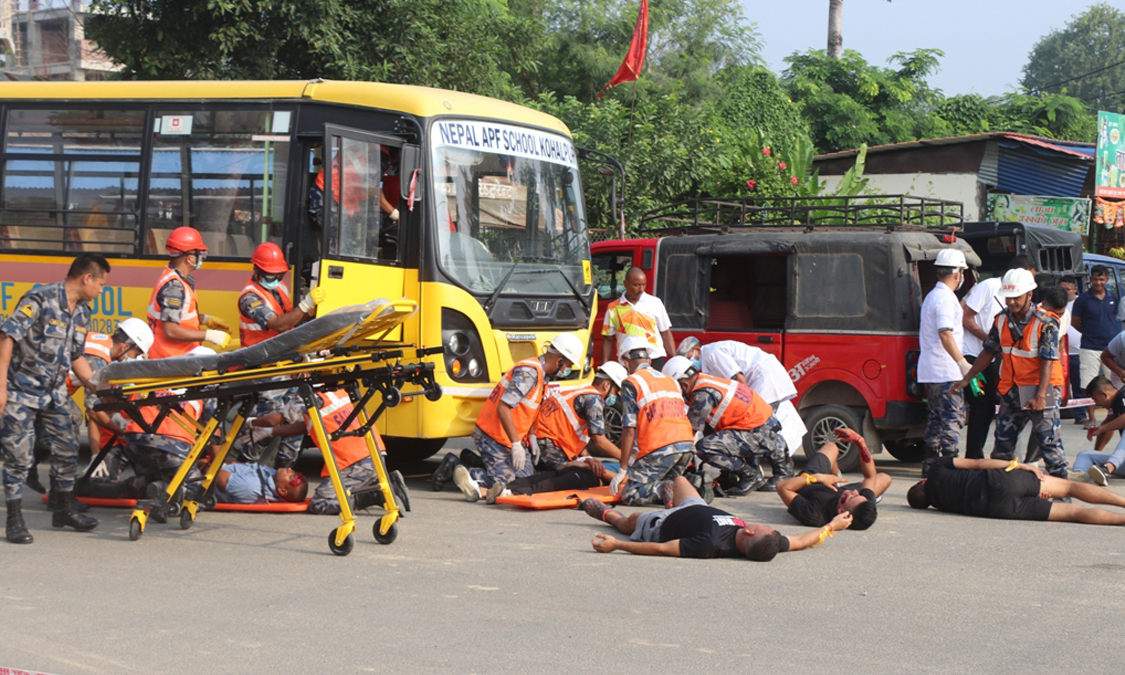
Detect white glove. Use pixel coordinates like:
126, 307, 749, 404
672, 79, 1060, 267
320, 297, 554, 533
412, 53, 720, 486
110, 413, 129, 433
510, 441, 527, 472
299, 285, 325, 314
956, 358, 972, 378
90, 460, 110, 480
204, 329, 230, 348
250, 420, 274, 444
390, 208, 400, 222
609, 469, 627, 495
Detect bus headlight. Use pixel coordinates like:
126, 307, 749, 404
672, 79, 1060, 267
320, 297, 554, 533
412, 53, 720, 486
442, 309, 489, 383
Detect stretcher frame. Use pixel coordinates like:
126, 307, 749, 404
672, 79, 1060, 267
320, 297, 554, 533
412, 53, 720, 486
92, 300, 442, 556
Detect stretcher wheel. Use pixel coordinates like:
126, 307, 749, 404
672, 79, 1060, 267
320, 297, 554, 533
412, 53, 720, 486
425, 384, 443, 402
202, 495, 217, 509
383, 386, 402, 408
328, 528, 354, 556
166, 500, 182, 518
180, 509, 193, 530
373, 522, 398, 545
129, 517, 142, 541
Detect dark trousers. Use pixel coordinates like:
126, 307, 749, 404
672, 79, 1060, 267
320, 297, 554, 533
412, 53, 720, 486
963, 355, 1000, 460
1069, 353, 1088, 421
508, 466, 601, 495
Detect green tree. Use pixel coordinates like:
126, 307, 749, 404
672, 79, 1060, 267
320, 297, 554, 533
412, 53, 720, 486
1021, 3, 1125, 114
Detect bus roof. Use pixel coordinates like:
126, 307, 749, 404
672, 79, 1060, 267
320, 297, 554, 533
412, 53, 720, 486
0, 79, 572, 136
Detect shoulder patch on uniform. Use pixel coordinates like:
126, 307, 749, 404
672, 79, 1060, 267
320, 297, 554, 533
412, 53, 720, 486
165, 298, 182, 308
18, 303, 34, 318
248, 299, 263, 308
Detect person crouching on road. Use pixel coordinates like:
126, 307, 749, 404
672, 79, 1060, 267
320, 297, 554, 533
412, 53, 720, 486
451, 333, 584, 502
1, 253, 110, 544
954, 269, 1069, 479
918, 248, 971, 476
662, 355, 793, 496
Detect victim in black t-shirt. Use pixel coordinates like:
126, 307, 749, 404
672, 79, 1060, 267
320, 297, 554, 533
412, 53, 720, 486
787, 483, 876, 527
924, 456, 989, 516
657, 505, 746, 558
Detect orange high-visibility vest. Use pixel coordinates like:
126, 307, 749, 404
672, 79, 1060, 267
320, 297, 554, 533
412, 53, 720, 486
533, 386, 601, 460
66, 332, 114, 395
123, 395, 203, 446
307, 389, 382, 476
691, 373, 773, 431
625, 366, 694, 459
238, 280, 293, 347
996, 311, 1065, 395
147, 267, 200, 359
476, 359, 545, 447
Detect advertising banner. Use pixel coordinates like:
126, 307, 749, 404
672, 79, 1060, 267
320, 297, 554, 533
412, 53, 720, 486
985, 193, 1091, 236
1097, 111, 1125, 199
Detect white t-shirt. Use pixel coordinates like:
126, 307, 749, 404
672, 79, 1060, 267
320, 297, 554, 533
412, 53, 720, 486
700, 340, 797, 403
1066, 298, 1082, 355
960, 277, 1003, 357
603, 292, 673, 359
919, 283, 964, 383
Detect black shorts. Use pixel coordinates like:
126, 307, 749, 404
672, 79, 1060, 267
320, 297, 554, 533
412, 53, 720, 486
984, 469, 1052, 521
805, 452, 833, 475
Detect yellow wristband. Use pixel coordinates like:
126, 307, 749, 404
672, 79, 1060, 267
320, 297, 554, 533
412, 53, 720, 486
1005, 460, 1019, 472
804, 473, 817, 485
813, 526, 834, 547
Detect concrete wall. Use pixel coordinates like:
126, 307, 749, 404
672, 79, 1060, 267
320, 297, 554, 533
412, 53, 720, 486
819, 172, 984, 220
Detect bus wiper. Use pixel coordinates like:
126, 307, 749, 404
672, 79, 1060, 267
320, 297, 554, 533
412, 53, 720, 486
485, 261, 521, 314
547, 266, 590, 317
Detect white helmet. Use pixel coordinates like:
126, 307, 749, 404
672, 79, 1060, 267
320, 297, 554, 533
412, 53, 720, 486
997, 268, 1037, 298
662, 355, 696, 381
596, 361, 628, 388
619, 335, 651, 360
935, 248, 968, 269
547, 332, 584, 365
116, 317, 154, 356
676, 336, 702, 357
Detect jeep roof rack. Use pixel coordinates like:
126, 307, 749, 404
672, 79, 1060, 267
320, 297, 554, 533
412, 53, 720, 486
639, 194, 964, 235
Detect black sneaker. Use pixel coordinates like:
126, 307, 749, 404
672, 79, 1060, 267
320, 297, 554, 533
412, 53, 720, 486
431, 453, 460, 492
460, 449, 485, 470
389, 470, 411, 513
726, 472, 767, 497
757, 475, 785, 492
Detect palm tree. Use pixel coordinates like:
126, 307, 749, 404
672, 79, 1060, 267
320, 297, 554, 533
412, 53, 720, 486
827, 0, 843, 58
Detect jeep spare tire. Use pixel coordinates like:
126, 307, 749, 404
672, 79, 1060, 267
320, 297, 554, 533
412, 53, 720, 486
802, 404, 863, 473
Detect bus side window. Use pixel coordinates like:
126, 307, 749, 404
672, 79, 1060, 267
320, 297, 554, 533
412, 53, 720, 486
145, 109, 291, 257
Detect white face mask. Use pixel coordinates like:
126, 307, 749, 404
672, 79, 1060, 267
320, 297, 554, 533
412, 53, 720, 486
956, 270, 965, 291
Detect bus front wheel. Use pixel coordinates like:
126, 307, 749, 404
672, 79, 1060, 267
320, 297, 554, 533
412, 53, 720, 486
383, 437, 446, 465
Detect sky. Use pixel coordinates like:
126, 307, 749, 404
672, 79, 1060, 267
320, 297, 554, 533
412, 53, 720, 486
741, 0, 1123, 97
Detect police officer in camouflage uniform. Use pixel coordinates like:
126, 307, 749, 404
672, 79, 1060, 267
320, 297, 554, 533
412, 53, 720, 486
662, 356, 793, 496
918, 250, 973, 477
955, 269, 1069, 479
0, 254, 109, 543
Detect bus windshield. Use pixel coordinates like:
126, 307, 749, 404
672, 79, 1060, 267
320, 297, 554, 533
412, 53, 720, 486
430, 119, 591, 298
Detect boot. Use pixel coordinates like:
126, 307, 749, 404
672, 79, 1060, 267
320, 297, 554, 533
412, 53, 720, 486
6, 499, 33, 544
921, 445, 940, 478
351, 485, 385, 511
48, 480, 89, 512
51, 490, 98, 532
431, 453, 461, 492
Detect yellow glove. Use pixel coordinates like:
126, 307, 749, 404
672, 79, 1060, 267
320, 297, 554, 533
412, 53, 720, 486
299, 286, 327, 314
203, 329, 230, 349
202, 315, 230, 332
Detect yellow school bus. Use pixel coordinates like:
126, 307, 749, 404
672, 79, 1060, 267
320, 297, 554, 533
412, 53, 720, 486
0, 80, 597, 460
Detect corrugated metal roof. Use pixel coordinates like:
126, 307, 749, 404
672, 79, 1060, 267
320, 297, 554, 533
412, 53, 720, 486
994, 138, 1090, 197
978, 140, 999, 187
815, 132, 1095, 161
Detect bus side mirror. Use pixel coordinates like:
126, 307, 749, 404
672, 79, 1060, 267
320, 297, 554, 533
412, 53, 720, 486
400, 144, 421, 203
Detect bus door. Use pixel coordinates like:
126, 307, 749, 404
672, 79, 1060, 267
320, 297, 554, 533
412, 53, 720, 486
315, 125, 407, 340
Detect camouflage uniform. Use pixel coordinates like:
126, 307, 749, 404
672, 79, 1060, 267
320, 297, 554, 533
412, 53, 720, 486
619, 373, 694, 506
923, 381, 966, 459
985, 308, 1067, 477
470, 359, 544, 488
233, 385, 304, 467
1, 281, 90, 501
309, 457, 376, 515
688, 386, 792, 480
536, 392, 606, 470
77, 351, 129, 480
120, 398, 215, 490
155, 269, 194, 326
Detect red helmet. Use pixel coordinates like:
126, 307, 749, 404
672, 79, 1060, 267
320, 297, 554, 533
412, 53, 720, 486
165, 227, 207, 256
251, 242, 288, 274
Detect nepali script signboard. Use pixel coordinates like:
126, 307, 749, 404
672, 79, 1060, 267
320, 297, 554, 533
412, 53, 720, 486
1097, 111, 1125, 199
985, 194, 1091, 236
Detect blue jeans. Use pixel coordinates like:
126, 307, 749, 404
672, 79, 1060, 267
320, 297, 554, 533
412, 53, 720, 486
1073, 433, 1125, 475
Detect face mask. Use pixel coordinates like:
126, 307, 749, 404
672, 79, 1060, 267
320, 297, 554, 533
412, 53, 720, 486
956, 271, 965, 291
691, 358, 702, 372
605, 393, 617, 406
193, 251, 205, 270
557, 365, 573, 379
259, 278, 281, 290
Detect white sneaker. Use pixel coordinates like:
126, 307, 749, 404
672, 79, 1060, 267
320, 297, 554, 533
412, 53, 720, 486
1088, 465, 1109, 487
453, 465, 481, 502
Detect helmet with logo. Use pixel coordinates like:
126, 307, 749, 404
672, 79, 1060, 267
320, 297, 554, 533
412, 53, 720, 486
596, 361, 628, 388
250, 242, 288, 274
935, 248, 968, 269
997, 268, 1037, 298
547, 332, 584, 366
661, 355, 697, 381
165, 227, 207, 256
116, 317, 154, 356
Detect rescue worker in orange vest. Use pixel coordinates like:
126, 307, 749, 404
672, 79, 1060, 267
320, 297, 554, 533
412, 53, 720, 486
233, 242, 326, 466
609, 335, 696, 507
451, 333, 585, 502
248, 388, 409, 514
662, 355, 794, 497
482, 362, 628, 504
146, 227, 230, 359
954, 268, 1068, 479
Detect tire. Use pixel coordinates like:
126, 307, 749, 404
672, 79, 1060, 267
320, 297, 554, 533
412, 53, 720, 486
129, 517, 143, 541
884, 439, 926, 464
604, 401, 624, 446
328, 528, 354, 556
373, 521, 398, 545
383, 437, 446, 465
801, 404, 864, 473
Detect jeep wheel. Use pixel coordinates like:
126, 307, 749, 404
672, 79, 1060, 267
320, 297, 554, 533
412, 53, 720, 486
884, 439, 926, 464
802, 404, 863, 473
604, 403, 623, 447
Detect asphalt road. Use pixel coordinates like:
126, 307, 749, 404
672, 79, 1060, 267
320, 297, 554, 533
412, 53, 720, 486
3, 418, 1123, 675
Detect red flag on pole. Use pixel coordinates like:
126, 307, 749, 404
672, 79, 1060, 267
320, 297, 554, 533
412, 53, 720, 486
601, 0, 649, 93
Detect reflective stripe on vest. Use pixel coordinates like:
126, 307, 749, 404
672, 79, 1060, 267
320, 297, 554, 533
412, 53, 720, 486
625, 367, 694, 459
534, 386, 600, 460
238, 280, 293, 347
996, 313, 1065, 395
124, 396, 203, 446
147, 267, 200, 359
692, 373, 773, 431
476, 359, 545, 447
67, 332, 114, 395
308, 389, 380, 476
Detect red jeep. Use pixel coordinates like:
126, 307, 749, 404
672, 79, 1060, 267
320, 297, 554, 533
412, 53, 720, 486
592, 196, 977, 471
